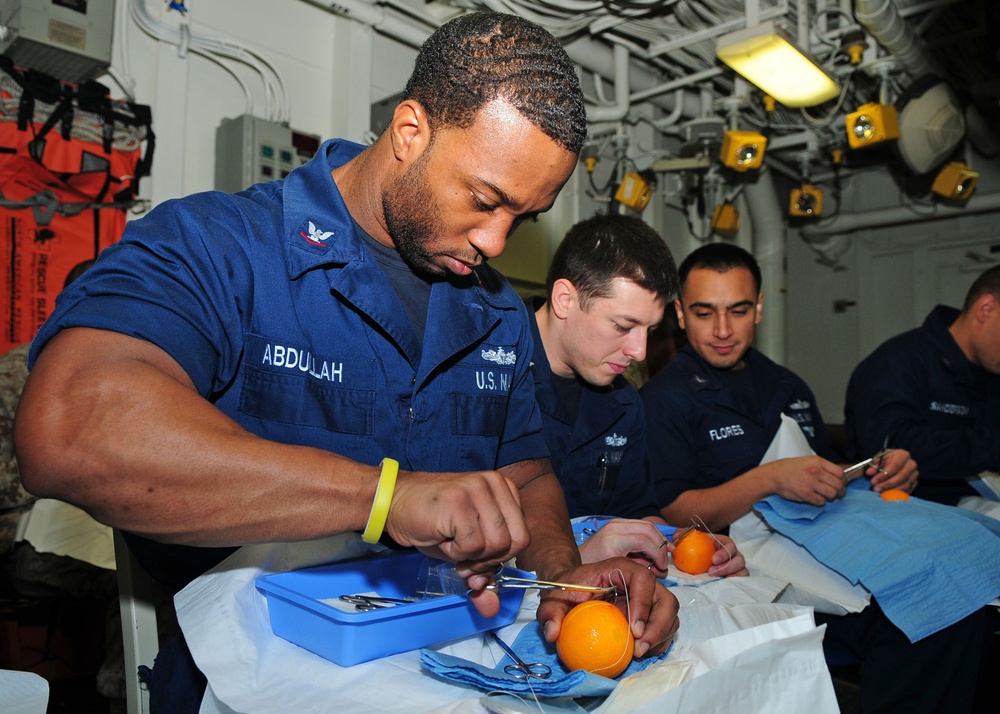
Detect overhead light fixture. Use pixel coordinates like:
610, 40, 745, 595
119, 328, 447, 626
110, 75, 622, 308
896, 79, 966, 175
613, 172, 652, 212
712, 203, 740, 237
716, 21, 840, 108
931, 161, 978, 201
846, 102, 900, 149
789, 184, 823, 217
719, 130, 767, 171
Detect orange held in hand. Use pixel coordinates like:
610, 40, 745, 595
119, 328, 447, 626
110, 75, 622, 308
880, 489, 910, 501
672, 528, 715, 575
556, 600, 634, 678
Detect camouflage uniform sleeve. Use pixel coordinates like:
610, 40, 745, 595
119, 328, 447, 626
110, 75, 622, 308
0, 343, 33, 552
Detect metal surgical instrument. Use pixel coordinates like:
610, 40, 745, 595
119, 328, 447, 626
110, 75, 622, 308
489, 631, 552, 680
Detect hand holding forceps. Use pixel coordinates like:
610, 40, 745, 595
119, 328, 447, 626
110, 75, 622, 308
489, 631, 551, 680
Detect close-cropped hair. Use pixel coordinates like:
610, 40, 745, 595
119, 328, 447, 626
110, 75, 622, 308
545, 214, 678, 310
964, 264, 1000, 311
403, 12, 586, 154
678, 242, 762, 295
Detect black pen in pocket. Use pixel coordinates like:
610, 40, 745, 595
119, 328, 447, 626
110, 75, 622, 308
597, 452, 608, 492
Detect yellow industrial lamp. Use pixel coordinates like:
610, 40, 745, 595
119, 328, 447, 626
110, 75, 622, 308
716, 21, 840, 108
719, 130, 767, 171
789, 184, 823, 217
931, 161, 978, 200
712, 203, 740, 237
613, 172, 652, 211
846, 102, 900, 149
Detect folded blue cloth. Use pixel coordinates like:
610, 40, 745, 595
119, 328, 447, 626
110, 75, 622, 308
755, 480, 1000, 642
421, 620, 671, 698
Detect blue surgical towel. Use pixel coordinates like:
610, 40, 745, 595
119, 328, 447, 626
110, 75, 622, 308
420, 620, 670, 698
755, 480, 1000, 642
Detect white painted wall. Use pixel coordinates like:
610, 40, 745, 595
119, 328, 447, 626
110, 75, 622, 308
108, 0, 347, 206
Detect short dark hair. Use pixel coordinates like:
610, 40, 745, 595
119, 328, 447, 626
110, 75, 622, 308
404, 12, 586, 154
545, 214, 678, 309
963, 265, 1000, 311
678, 243, 762, 295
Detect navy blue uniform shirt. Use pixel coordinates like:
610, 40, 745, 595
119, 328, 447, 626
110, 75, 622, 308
844, 304, 1000, 504
527, 298, 659, 520
641, 343, 836, 508
29, 139, 549, 587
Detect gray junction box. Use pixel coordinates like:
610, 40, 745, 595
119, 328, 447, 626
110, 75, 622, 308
0, 0, 115, 84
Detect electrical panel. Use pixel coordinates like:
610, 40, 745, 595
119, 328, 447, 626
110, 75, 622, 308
215, 114, 321, 194
0, 0, 115, 84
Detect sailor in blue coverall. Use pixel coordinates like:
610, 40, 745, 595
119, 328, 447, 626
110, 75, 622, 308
527, 295, 660, 521
28, 139, 548, 587
845, 301, 1000, 506
523, 214, 747, 576
26, 136, 561, 706
642, 342, 839, 507
641, 242, 986, 714
15, 15, 681, 711
845, 275, 1000, 712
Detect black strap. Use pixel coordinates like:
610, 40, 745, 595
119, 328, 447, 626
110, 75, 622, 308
1, 62, 155, 204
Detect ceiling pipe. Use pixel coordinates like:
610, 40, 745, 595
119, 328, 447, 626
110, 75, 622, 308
587, 43, 631, 123
304, 0, 707, 127
854, 0, 940, 78
800, 191, 1000, 240
300, 0, 433, 48
629, 67, 723, 105
652, 89, 688, 131
743, 167, 787, 363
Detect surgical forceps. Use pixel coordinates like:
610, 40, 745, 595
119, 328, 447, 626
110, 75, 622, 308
489, 631, 552, 680
481, 564, 617, 595
843, 448, 891, 480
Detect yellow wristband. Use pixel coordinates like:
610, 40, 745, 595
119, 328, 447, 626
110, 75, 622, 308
362, 458, 399, 543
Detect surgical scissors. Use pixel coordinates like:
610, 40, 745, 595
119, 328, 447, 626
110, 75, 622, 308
489, 631, 552, 680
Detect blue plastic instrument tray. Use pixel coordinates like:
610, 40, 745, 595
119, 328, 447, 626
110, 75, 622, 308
256, 551, 527, 667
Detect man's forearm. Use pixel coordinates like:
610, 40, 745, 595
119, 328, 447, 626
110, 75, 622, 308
660, 477, 760, 532
502, 460, 580, 579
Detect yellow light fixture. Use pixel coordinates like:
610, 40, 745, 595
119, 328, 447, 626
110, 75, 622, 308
931, 161, 978, 201
789, 184, 823, 217
845, 102, 900, 149
712, 203, 740, 237
719, 130, 767, 171
716, 21, 840, 108
614, 172, 652, 211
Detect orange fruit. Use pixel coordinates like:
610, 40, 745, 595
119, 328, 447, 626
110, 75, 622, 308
880, 489, 910, 501
556, 600, 634, 678
672, 528, 715, 575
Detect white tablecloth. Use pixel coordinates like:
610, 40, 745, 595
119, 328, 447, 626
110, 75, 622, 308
175, 535, 837, 714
